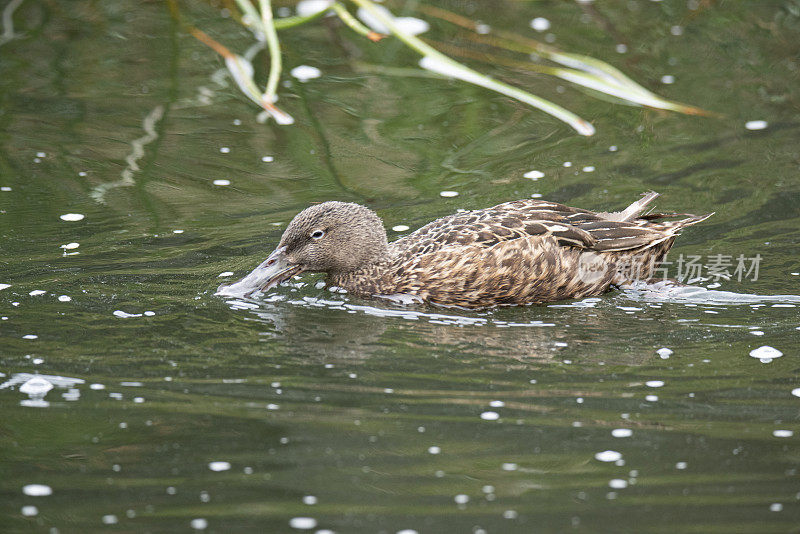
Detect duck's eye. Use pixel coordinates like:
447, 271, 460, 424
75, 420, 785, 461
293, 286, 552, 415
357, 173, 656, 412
310, 229, 325, 240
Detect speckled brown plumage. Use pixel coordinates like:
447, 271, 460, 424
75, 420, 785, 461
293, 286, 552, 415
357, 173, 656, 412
219, 193, 712, 308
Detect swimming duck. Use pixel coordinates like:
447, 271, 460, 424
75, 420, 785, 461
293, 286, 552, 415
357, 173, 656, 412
217, 192, 711, 308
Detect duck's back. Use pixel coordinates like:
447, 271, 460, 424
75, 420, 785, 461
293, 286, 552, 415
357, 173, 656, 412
337, 197, 710, 308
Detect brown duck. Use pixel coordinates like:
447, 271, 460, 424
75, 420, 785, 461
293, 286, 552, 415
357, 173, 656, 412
217, 192, 711, 308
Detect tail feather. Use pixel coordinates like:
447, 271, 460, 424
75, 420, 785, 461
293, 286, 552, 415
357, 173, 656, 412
601, 191, 660, 222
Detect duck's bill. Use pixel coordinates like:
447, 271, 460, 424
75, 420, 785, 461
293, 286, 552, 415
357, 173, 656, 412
215, 246, 303, 298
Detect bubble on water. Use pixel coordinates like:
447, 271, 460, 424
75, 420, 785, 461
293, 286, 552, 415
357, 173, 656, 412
218, 271, 234, 278
501, 462, 518, 471
219, 147, 230, 154
173, 229, 184, 234
582, 165, 595, 172
481, 411, 500, 421
190, 518, 208, 530
661, 75, 675, 84
675, 462, 688, 470
208, 461, 231, 472
454, 494, 469, 504
392, 225, 410, 232
21, 505, 38, 516
773, 430, 793, 438
396, 530, 419, 534
212, 179, 231, 186
750, 345, 782, 363
439, 190, 459, 197
646, 380, 665, 388
90, 383, 106, 390
645, 395, 659, 402
745, 120, 768, 130
770, 503, 783, 512
20, 376, 53, 396
291, 65, 322, 82
611, 428, 632, 438
657, 347, 673, 359
22, 334, 38, 340
288, 517, 317, 529
609, 479, 628, 489
59, 213, 85, 221
23, 484, 52, 496
563, 161, 572, 167
530, 17, 551, 31
524, 170, 544, 180
261, 156, 274, 162
489, 400, 505, 408
616, 43, 628, 53
302, 495, 317, 505
670, 25, 684, 35
503, 509, 518, 519
428, 446, 441, 454
1, 186, 11, 191
113, 310, 142, 318
750, 330, 764, 336
28, 290, 46, 296
595, 450, 622, 462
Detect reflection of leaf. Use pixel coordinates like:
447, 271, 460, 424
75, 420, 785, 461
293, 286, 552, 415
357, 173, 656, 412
187, 26, 295, 124
349, 0, 595, 136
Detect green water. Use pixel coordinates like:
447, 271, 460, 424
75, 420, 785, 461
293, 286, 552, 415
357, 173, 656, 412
1, 0, 799, 532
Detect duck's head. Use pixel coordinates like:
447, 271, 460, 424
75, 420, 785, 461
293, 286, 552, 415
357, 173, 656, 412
217, 201, 389, 298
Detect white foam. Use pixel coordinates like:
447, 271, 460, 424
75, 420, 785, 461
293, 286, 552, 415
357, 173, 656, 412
745, 120, 768, 130
749, 345, 782, 363
524, 170, 544, 180
290, 65, 322, 82
208, 461, 231, 472
288, 517, 317, 530
22, 484, 52, 496
595, 450, 622, 462
530, 17, 551, 32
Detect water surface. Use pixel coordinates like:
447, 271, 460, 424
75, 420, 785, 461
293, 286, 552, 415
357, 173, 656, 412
1, 1, 799, 532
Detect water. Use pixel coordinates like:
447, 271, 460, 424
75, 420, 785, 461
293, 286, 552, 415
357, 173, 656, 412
1, 0, 799, 532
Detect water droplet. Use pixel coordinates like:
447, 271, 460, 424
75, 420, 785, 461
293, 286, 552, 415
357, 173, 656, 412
22, 484, 52, 496
745, 120, 768, 130
288, 517, 317, 530
594, 450, 622, 462
530, 17, 551, 32
290, 65, 322, 82
749, 346, 782, 362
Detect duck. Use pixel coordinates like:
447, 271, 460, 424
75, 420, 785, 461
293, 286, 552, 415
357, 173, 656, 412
217, 192, 712, 308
